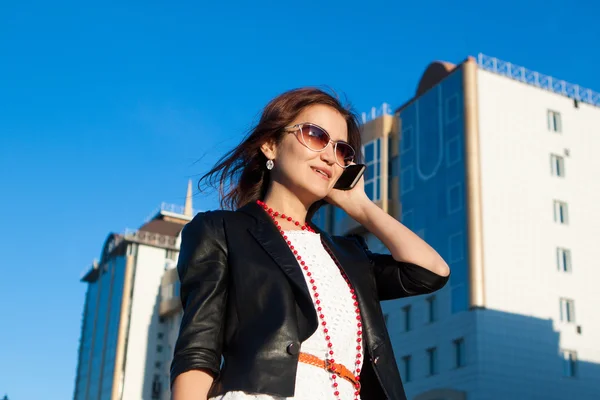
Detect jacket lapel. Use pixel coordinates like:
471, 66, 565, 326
312, 224, 366, 298
240, 203, 312, 304
239, 202, 371, 342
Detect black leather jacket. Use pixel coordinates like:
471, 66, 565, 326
170, 202, 449, 400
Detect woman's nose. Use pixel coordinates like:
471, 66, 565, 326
320, 142, 336, 164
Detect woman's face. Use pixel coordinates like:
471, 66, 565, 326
261, 104, 350, 202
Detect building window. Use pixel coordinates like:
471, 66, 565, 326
156, 345, 163, 353
402, 305, 411, 332
454, 338, 465, 368
151, 374, 162, 400
561, 350, 577, 377
388, 154, 398, 201
161, 282, 174, 301
446, 94, 459, 124
553, 200, 569, 224
559, 298, 575, 323
426, 296, 436, 323
550, 154, 565, 177
363, 139, 381, 201
451, 283, 467, 314
547, 110, 562, 132
166, 249, 178, 261
401, 126, 413, 154
557, 248, 572, 273
447, 183, 462, 214
401, 166, 414, 194
427, 347, 438, 376
401, 355, 412, 382
446, 136, 461, 167
448, 232, 464, 263
126, 243, 138, 256
155, 361, 162, 369
402, 209, 414, 230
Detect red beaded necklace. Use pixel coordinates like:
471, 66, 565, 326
256, 200, 363, 399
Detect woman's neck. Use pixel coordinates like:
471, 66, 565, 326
262, 182, 311, 227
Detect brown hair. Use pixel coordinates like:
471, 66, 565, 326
198, 87, 362, 211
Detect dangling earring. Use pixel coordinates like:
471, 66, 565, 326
266, 159, 274, 170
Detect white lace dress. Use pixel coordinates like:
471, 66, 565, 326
209, 230, 363, 400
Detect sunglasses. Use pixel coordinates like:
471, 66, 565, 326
285, 123, 355, 168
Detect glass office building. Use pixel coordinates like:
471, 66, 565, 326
314, 54, 600, 400
74, 250, 127, 400
73, 183, 196, 400
397, 68, 469, 315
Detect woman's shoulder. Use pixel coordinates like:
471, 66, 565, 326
183, 209, 231, 234
189, 209, 234, 224
184, 208, 252, 236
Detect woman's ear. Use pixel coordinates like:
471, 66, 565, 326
260, 140, 277, 161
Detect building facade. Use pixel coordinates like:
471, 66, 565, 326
73, 183, 194, 400
316, 54, 600, 399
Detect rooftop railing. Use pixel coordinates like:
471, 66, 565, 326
477, 53, 600, 107
361, 102, 393, 124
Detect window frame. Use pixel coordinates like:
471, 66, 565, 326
557, 247, 572, 273
401, 126, 413, 154
550, 154, 565, 177
426, 296, 436, 323
446, 94, 460, 124
561, 349, 577, 378
362, 138, 381, 201
553, 200, 569, 224
426, 347, 438, 376
402, 305, 411, 332
559, 298, 576, 323
447, 182, 463, 214
446, 136, 461, 167
448, 231, 464, 263
547, 110, 562, 132
454, 338, 466, 368
401, 166, 414, 195
401, 355, 412, 382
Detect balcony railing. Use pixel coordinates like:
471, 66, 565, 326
144, 202, 200, 222
123, 228, 178, 249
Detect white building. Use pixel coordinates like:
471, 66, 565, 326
73, 182, 194, 400
316, 54, 600, 399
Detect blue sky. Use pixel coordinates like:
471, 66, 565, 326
0, 0, 598, 398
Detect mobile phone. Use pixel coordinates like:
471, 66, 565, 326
333, 164, 366, 191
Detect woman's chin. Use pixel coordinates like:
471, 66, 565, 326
308, 186, 330, 201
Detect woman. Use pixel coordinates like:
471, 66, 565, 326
170, 88, 450, 400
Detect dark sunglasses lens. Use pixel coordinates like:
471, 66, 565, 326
300, 125, 329, 150
336, 143, 355, 166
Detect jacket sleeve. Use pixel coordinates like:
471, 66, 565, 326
170, 212, 229, 387
350, 235, 450, 301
